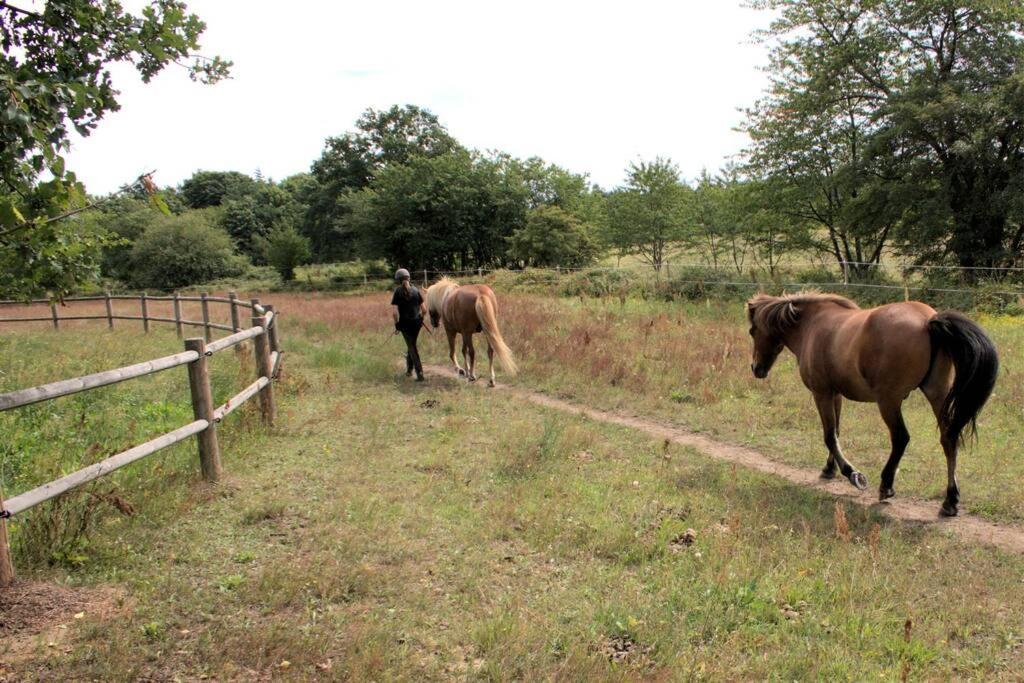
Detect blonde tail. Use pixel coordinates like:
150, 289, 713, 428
475, 295, 517, 375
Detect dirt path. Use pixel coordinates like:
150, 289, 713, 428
425, 364, 1024, 555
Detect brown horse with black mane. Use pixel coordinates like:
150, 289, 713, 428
746, 292, 998, 516
426, 277, 517, 386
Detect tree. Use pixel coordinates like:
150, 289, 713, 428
507, 206, 599, 268
180, 171, 256, 209
605, 158, 690, 273
90, 196, 160, 281
350, 149, 528, 271
263, 225, 311, 281
747, 0, 1024, 271
219, 180, 297, 261
743, 32, 900, 275
305, 105, 459, 261
739, 178, 813, 275
126, 211, 240, 290
1, 0, 230, 298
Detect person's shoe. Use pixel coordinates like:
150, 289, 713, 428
415, 373, 426, 382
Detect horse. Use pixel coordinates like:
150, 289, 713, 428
425, 277, 517, 386
745, 291, 998, 516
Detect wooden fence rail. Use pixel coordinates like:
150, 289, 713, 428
0, 293, 282, 588
0, 290, 266, 334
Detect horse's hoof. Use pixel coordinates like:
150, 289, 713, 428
488, 380, 496, 388
467, 376, 477, 382
879, 487, 895, 501
820, 468, 837, 480
457, 368, 466, 377
849, 471, 868, 490
939, 503, 959, 517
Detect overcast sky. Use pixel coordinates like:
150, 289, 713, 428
63, 0, 773, 194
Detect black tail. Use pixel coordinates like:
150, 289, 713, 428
927, 312, 999, 445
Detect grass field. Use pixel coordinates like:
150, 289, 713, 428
2, 290, 1024, 679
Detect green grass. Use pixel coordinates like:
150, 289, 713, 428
0, 326, 263, 568
437, 292, 1024, 524
3, 297, 1024, 679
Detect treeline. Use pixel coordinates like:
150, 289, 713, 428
4, 1, 1023, 299
85, 105, 614, 290
84, 105, 822, 290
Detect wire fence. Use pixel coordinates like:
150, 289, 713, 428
300, 261, 1024, 302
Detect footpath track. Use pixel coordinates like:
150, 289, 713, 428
424, 364, 1024, 555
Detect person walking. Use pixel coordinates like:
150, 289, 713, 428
391, 268, 427, 381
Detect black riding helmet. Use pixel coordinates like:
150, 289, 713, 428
395, 268, 411, 282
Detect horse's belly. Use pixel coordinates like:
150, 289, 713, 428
837, 382, 877, 402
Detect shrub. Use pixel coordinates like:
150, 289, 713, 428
127, 211, 244, 290
561, 267, 643, 298
263, 225, 311, 281
663, 267, 752, 301
507, 206, 599, 268
487, 267, 563, 293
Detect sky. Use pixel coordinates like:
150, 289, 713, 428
62, 0, 774, 194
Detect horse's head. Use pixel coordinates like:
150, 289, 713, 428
745, 294, 795, 379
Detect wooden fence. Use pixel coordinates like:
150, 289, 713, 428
0, 292, 283, 587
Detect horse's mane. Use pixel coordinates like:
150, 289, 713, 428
746, 291, 859, 335
426, 277, 460, 315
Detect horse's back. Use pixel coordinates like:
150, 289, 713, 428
804, 301, 936, 399
854, 302, 936, 395
444, 284, 495, 332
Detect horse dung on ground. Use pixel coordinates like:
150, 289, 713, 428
425, 277, 517, 387
746, 292, 998, 517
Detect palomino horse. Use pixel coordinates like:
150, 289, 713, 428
746, 292, 998, 516
425, 277, 517, 386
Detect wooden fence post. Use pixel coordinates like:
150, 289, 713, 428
173, 292, 183, 338
252, 313, 277, 426
423, 269, 428, 286
228, 291, 240, 332
141, 293, 150, 333
50, 301, 59, 330
104, 291, 114, 329
0, 489, 14, 588
265, 304, 281, 354
184, 338, 222, 482
200, 292, 211, 342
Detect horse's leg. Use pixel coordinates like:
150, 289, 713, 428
877, 398, 911, 501
922, 369, 960, 516
447, 328, 465, 376
814, 392, 867, 489
821, 395, 843, 479
466, 335, 477, 381
486, 342, 495, 388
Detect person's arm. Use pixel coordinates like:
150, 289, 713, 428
392, 305, 401, 330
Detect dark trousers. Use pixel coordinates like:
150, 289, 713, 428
399, 319, 423, 375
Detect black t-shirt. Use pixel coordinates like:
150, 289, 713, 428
391, 286, 424, 322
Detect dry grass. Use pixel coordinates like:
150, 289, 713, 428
4, 291, 1024, 680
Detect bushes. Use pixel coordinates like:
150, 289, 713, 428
507, 206, 599, 268
263, 225, 311, 281
127, 212, 244, 290
561, 268, 643, 299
